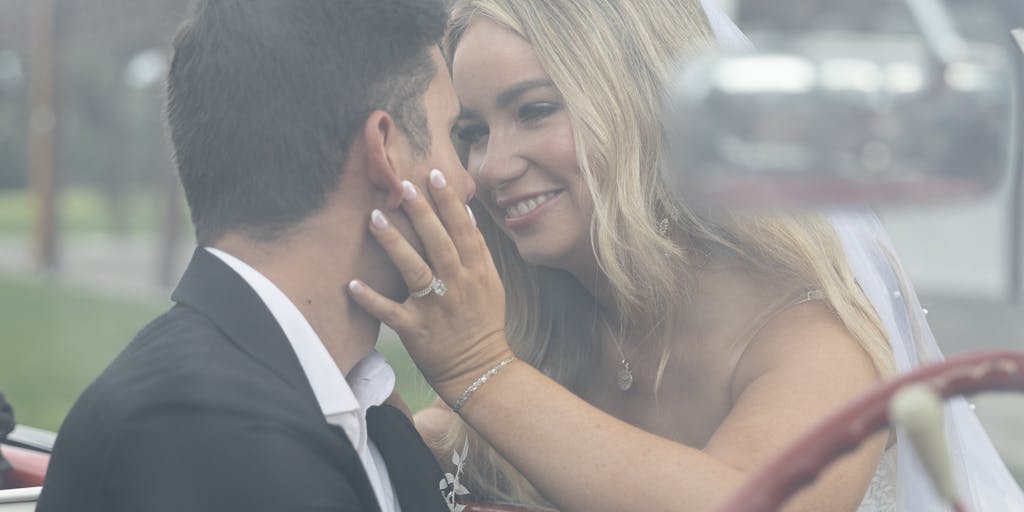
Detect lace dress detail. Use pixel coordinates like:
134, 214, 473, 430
857, 447, 897, 512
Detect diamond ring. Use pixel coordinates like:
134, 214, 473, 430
410, 276, 447, 298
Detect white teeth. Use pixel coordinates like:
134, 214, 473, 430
506, 192, 557, 219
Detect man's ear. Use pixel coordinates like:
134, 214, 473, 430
362, 110, 407, 209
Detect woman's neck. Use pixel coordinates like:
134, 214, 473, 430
572, 263, 668, 361
563, 250, 621, 319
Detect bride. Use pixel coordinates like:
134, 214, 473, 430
348, 0, 1024, 510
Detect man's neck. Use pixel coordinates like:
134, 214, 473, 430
212, 232, 380, 376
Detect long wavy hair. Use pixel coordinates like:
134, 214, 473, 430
439, 0, 896, 506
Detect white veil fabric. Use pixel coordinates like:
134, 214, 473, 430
830, 212, 1024, 511
698, 0, 1024, 510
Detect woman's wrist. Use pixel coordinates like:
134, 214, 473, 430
452, 356, 517, 413
432, 344, 518, 411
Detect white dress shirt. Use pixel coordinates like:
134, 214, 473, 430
206, 247, 402, 512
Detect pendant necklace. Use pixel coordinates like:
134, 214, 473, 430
613, 341, 636, 391
601, 318, 657, 392
604, 214, 675, 391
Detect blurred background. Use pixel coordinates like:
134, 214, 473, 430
0, 0, 1020, 484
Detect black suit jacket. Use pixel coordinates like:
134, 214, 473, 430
38, 249, 448, 512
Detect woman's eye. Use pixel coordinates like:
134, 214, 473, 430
454, 124, 488, 146
518, 102, 561, 124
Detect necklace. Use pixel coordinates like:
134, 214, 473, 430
598, 213, 689, 391
600, 317, 658, 391
612, 340, 637, 391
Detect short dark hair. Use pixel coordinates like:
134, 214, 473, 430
166, 0, 446, 244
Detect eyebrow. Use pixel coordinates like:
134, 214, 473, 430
456, 79, 557, 122
496, 79, 556, 109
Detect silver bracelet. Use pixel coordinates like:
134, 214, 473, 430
452, 357, 516, 413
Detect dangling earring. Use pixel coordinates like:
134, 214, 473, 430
657, 201, 680, 257
657, 200, 680, 236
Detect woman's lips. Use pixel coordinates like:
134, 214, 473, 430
499, 190, 563, 229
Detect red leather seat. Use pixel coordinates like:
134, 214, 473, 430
1, 445, 48, 489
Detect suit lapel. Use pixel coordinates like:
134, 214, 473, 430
172, 248, 321, 415
367, 404, 449, 512
174, 249, 437, 512
326, 424, 384, 512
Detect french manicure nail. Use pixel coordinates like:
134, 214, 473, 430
466, 204, 477, 226
371, 209, 388, 229
348, 280, 364, 294
402, 180, 418, 201
429, 169, 447, 189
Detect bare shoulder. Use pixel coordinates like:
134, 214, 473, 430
705, 299, 887, 511
728, 298, 881, 404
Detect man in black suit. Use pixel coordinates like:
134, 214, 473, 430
38, 1, 474, 510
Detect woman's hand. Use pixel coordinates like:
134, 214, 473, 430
348, 169, 514, 405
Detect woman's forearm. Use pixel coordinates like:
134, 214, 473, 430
454, 360, 745, 512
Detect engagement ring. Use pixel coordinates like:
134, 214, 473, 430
411, 276, 447, 298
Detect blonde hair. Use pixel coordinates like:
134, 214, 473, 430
440, 0, 896, 506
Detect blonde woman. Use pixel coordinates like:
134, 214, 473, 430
348, 0, 1023, 510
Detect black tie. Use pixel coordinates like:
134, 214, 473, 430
366, 404, 449, 512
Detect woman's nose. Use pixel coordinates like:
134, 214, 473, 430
472, 136, 527, 192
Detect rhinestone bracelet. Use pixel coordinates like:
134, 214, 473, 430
452, 357, 516, 413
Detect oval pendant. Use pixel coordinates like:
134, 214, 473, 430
617, 368, 634, 391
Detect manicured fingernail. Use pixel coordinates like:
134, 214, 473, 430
402, 180, 418, 201
371, 209, 389, 229
348, 280, 364, 294
466, 204, 477, 226
429, 169, 447, 189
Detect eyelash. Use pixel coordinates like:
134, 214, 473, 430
518, 102, 561, 124
453, 102, 563, 147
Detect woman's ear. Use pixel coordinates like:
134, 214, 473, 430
362, 110, 407, 209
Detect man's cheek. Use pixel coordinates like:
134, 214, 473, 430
392, 215, 428, 259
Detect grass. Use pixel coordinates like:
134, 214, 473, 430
0, 187, 176, 237
0, 273, 164, 430
0, 272, 433, 432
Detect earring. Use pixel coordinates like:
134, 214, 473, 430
657, 217, 670, 237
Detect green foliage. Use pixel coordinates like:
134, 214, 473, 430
0, 84, 27, 189
0, 45, 169, 191
0, 273, 433, 432
56, 44, 168, 190
378, 330, 437, 413
0, 189, 30, 234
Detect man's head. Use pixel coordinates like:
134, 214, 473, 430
166, 0, 447, 245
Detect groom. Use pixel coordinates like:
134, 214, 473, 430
38, 1, 474, 511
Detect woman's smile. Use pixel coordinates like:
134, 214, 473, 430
496, 189, 564, 228
453, 18, 592, 268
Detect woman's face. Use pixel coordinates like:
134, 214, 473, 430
452, 18, 594, 271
